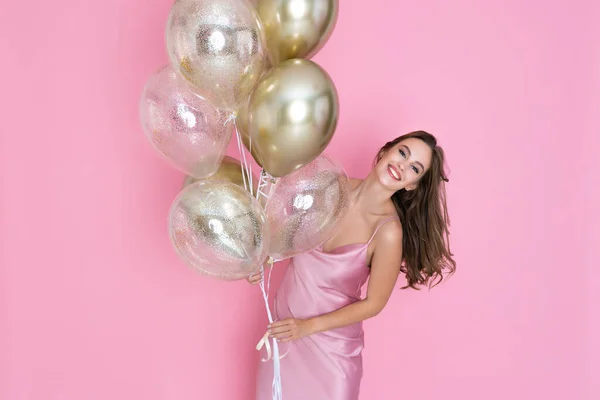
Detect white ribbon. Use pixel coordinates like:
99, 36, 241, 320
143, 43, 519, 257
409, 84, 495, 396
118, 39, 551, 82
255, 331, 289, 363
256, 169, 277, 209
233, 113, 284, 399
232, 118, 254, 196
255, 258, 287, 400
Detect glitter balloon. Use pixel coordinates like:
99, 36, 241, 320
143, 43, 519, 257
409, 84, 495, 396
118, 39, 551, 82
140, 65, 232, 179
165, 0, 268, 111
182, 155, 258, 193
264, 154, 349, 260
169, 180, 270, 280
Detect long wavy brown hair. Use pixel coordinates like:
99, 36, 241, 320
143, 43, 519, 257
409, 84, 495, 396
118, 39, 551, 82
374, 130, 456, 289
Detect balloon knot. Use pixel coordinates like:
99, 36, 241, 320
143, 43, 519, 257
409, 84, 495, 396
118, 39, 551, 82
224, 111, 237, 126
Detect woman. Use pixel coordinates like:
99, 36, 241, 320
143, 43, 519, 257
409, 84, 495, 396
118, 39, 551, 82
250, 131, 456, 400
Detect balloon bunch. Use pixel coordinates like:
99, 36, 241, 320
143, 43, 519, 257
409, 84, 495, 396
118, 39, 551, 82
140, 1, 342, 397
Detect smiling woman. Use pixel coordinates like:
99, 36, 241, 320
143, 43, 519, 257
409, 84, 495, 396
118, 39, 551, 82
252, 130, 456, 400
374, 130, 454, 289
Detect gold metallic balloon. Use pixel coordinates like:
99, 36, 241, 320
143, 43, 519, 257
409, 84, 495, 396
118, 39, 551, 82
183, 155, 259, 193
165, 0, 268, 111
234, 58, 273, 168
256, 0, 338, 65
169, 180, 270, 280
246, 58, 339, 177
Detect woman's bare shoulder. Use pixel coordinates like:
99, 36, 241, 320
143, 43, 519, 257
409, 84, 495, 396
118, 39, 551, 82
376, 202, 403, 243
348, 177, 363, 189
373, 217, 403, 255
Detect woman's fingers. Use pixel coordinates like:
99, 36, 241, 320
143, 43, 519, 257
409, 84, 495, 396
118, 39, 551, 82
271, 330, 293, 340
246, 271, 263, 284
268, 319, 296, 340
269, 325, 292, 335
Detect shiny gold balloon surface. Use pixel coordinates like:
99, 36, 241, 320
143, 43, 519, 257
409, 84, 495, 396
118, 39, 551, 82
169, 180, 269, 280
183, 155, 258, 193
234, 58, 273, 168
246, 59, 339, 177
165, 0, 268, 111
257, 0, 338, 65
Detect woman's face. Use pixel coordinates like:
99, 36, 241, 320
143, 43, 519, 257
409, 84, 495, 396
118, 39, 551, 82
376, 138, 433, 191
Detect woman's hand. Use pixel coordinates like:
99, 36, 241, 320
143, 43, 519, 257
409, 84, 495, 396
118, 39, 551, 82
246, 270, 263, 285
268, 318, 316, 342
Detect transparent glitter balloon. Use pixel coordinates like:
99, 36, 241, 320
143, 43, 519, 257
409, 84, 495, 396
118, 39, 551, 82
165, 0, 268, 111
182, 155, 258, 193
169, 180, 270, 280
140, 65, 233, 179
265, 154, 349, 260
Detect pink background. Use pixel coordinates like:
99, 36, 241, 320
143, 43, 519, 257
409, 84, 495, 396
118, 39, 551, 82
1, 0, 598, 399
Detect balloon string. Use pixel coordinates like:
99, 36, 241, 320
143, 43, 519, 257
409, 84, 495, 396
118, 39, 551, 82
256, 170, 267, 200
232, 118, 253, 196
224, 111, 237, 126
231, 114, 283, 399
244, 128, 254, 193
255, 257, 288, 400
238, 127, 254, 196
256, 169, 276, 208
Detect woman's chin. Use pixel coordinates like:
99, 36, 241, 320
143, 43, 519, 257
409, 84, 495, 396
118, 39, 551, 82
378, 174, 403, 191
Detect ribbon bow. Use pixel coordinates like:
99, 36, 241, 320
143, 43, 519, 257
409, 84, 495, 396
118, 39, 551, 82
256, 331, 290, 362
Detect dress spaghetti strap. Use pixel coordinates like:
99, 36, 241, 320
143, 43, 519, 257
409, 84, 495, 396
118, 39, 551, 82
366, 216, 399, 245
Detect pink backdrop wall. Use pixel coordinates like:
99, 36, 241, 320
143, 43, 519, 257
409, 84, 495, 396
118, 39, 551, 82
1, 1, 597, 399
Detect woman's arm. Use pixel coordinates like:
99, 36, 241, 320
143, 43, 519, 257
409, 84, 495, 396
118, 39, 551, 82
268, 221, 403, 342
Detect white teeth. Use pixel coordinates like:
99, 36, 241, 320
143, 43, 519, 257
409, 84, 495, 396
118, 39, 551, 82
389, 166, 400, 180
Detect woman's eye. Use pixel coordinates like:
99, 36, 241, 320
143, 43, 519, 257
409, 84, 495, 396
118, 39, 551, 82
399, 149, 406, 158
411, 166, 419, 174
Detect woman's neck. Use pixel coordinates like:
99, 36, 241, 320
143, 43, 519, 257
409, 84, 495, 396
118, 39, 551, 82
351, 172, 396, 216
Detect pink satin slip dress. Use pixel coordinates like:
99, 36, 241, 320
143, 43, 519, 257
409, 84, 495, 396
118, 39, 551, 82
256, 217, 398, 400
